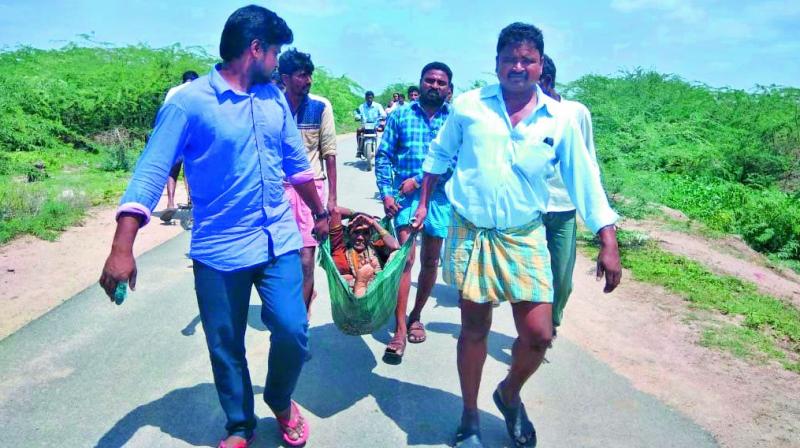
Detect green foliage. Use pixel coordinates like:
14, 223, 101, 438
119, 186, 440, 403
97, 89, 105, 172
311, 67, 364, 133
700, 325, 787, 363
566, 70, 800, 263
0, 44, 214, 161
375, 82, 416, 108
0, 44, 368, 243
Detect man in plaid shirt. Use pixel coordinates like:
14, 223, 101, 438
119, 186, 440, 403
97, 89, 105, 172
375, 61, 454, 364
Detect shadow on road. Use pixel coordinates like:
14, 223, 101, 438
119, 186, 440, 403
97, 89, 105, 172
343, 160, 373, 172
294, 323, 508, 446
426, 321, 514, 366
94, 384, 281, 448
181, 305, 268, 336
412, 281, 460, 308
114, 321, 507, 447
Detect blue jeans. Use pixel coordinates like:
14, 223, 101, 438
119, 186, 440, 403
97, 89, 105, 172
193, 251, 308, 439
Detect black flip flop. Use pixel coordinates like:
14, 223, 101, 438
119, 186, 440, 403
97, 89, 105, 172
160, 207, 178, 222
493, 382, 537, 447
382, 335, 406, 365
454, 424, 484, 448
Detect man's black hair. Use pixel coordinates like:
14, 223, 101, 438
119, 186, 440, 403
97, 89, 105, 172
219, 5, 293, 62
496, 22, 544, 56
420, 61, 453, 84
542, 54, 556, 82
365, 90, 374, 97
407, 86, 420, 95
398, 93, 405, 100
278, 49, 314, 76
182, 71, 199, 82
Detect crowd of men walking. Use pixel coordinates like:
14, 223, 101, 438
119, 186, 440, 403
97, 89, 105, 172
99, 5, 621, 448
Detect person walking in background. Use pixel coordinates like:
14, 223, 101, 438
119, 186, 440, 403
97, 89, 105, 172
411, 23, 621, 447
375, 61, 454, 364
99, 6, 328, 447
279, 48, 338, 320
538, 53, 599, 333
160, 70, 199, 222
407, 85, 420, 102
387, 93, 406, 115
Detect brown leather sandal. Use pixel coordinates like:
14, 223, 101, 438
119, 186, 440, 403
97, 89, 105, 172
408, 320, 427, 343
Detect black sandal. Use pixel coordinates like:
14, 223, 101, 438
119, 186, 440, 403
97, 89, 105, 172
454, 424, 484, 448
382, 334, 406, 365
493, 382, 537, 447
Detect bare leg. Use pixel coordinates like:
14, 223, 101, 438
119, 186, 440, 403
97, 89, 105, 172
500, 302, 553, 406
183, 175, 192, 206
166, 176, 177, 210
299, 246, 316, 318
458, 299, 493, 428
393, 227, 417, 341
408, 234, 443, 323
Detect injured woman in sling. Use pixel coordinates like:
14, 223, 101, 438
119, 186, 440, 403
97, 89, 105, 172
329, 207, 400, 297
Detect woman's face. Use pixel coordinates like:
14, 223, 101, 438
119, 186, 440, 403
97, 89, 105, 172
350, 227, 370, 252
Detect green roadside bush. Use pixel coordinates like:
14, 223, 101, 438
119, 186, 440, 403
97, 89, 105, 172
566, 70, 800, 263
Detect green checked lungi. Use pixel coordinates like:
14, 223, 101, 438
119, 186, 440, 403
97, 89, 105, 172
443, 212, 553, 305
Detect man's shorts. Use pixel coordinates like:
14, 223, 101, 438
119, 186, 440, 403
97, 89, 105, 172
285, 180, 327, 248
394, 189, 451, 239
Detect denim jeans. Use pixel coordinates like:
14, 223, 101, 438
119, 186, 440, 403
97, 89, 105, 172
193, 250, 308, 438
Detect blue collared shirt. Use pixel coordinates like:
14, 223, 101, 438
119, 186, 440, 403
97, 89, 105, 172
375, 101, 452, 200
118, 66, 314, 271
355, 101, 386, 125
422, 84, 618, 233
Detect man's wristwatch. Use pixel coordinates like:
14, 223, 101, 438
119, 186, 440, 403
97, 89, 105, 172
313, 210, 330, 221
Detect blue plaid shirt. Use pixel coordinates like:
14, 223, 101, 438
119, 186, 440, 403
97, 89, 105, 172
375, 101, 452, 200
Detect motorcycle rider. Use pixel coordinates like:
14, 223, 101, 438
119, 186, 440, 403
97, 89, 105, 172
354, 90, 386, 158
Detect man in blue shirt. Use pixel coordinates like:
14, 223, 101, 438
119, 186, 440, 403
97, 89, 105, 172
98, 6, 327, 448
413, 24, 621, 447
375, 62, 454, 363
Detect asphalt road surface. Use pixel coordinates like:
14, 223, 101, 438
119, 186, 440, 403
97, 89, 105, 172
0, 134, 717, 447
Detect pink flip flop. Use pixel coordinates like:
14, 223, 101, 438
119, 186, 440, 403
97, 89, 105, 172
277, 401, 310, 446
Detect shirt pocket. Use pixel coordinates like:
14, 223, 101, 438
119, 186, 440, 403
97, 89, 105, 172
259, 134, 289, 203
511, 140, 556, 189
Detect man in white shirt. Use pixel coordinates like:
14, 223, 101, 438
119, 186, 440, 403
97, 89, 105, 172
538, 54, 598, 332
412, 23, 621, 448
160, 70, 198, 222
354, 91, 386, 158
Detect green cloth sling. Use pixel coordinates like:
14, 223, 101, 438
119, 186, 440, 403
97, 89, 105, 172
319, 217, 413, 335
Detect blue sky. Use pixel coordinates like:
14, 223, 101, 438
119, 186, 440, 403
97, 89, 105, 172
1, 1, 798, 92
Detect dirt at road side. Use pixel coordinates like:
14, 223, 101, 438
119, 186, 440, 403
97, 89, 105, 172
562, 253, 800, 448
624, 217, 800, 309
0, 185, 189, 340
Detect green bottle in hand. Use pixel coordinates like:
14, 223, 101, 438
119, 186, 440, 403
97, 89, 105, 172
114, 281, 128, 305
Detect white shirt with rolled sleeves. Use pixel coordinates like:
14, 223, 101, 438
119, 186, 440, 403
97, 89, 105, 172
421, 84, 618, 234
546, 98, 599, 212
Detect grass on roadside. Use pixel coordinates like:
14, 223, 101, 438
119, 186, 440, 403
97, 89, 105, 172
579, 229, 800, 372
0, 168, 131, 244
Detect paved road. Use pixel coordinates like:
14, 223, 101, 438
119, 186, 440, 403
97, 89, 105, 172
0, 134, 717, 447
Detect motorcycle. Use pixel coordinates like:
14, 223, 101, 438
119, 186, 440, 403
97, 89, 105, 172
359, 122, 378, 171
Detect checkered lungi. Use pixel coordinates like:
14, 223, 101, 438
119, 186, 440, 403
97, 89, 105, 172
443, 212, 553, 305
